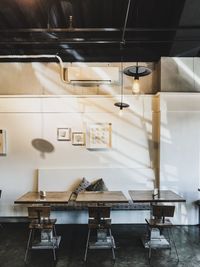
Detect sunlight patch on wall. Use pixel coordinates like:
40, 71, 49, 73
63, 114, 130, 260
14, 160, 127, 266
173, 57, 200, 86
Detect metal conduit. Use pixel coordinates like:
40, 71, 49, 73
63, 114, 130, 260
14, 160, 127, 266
0, 54, 68, 83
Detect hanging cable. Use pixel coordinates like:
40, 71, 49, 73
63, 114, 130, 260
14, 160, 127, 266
122, 0, 132, 44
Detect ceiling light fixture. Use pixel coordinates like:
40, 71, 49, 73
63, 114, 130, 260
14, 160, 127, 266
114, 0, 131, 113
114, 53, 129, 114
123, 62, 151, 94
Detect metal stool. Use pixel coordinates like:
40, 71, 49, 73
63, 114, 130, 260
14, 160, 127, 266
145, 204, 179, 262
84, 206, 115, 262
24, 206, 58, 262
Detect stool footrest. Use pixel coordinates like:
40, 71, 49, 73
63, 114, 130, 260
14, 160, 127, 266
89, 236, 116, 249
31, 236, 61, 249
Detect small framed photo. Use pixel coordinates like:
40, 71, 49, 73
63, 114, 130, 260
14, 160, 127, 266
57, 128, 71, 141
72, 132, 85, 146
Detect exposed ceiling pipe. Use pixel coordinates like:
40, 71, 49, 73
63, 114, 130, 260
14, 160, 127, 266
0, 26, 198, 33
0, 54, 69, 83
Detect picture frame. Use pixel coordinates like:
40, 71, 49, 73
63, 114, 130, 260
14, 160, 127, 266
0, 129, 6, 155
86, 123, 112, 149
72, 132, 85, 146
57, 128, 71, 141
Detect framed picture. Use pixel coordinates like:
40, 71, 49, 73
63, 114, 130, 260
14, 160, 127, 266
86, 123, 112, 149
72, 132, 85, 146
57, 128, 71, 141
0, 129, 6, 155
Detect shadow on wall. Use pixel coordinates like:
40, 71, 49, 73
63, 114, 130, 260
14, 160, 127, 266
32, 138, 55, 158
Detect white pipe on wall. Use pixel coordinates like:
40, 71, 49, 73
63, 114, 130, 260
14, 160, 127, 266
0, 54, 68, 83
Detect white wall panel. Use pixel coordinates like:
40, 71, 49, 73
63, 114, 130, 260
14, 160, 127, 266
160, 93, 200, 224
161, 57, 200, 92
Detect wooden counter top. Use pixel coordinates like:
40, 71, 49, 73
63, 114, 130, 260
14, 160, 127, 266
14, 191, 72, 204
129, 190, 186, 203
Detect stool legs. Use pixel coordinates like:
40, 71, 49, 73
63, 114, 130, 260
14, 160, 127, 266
24, 227, 58, 262
169, 228, 179, 261
84, 229, 91, 262
52, 239, 56, 261
53, 225, 57, 238
24, 229, 33, 262
147, 227, 179, 262
148, 228, 152, 261
51, 228, 57, 261
53, 225, 58, 247
84, 228, 115, 262
109, 228, 115, 260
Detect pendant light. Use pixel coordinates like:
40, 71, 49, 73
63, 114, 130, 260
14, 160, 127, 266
114, 57, 129, 113
123, 63, 151, 94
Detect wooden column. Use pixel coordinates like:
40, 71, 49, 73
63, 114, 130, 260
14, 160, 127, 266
152, 95, 160, 189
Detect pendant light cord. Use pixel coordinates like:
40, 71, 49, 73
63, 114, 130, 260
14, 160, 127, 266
120, 43, 124, 105
122, 0, 131, 44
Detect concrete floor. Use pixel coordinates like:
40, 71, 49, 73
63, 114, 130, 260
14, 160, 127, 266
0, 223, 200, 267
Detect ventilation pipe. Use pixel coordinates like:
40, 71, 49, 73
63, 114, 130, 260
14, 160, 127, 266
0, 54, 69, 83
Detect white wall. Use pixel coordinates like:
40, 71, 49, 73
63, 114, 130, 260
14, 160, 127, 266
0, 95, 155, 223
0, 62, 156, 95
161, 57, 200, 92
1, 60, 198, 224
160, 93, 200, 224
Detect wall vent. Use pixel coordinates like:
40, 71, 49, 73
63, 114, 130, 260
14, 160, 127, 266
64, 67, 119, 85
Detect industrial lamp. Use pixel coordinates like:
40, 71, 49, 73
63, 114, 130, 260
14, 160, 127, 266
123, 62, 151, 94
114, 62, 129, 114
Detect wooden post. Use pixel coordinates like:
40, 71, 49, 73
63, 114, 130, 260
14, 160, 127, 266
152, 95, 160, 190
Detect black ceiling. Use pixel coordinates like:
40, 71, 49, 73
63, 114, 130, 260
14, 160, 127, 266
0, 0, 200, 62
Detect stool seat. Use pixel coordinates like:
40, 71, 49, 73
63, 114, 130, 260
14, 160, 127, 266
29, 219, 57, 229
88, 218, 111, 229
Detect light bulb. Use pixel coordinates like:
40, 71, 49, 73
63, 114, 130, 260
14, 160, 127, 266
118, 108, 123, 117
132, 77, 140, 94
